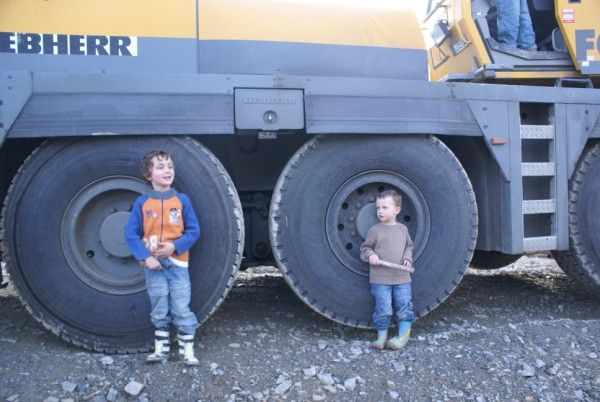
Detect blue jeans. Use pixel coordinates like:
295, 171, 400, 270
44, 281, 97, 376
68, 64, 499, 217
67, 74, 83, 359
496, 0, 536, 49
371, 283, 415, 331
144, 259, 199, 335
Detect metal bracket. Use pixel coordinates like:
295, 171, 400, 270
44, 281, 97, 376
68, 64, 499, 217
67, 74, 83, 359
467, 99, 512, 181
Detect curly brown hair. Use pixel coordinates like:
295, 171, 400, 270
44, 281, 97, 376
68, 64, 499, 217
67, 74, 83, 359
141, 150, 172, 180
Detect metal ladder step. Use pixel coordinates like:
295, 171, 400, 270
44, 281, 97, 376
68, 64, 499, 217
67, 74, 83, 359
523, 236, 557, 252
520, 125, 555, 139
521, 162, 555, 177
522, 199, 556, 214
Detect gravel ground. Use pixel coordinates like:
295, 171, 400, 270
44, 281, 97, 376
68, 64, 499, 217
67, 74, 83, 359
1, 256, 599, 402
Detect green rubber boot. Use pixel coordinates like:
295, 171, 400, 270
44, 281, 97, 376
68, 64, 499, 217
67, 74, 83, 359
386, 321, 411, 350
370, 330, 388, 350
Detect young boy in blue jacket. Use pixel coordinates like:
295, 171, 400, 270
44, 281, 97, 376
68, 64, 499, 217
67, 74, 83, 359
125, 150, 201, 365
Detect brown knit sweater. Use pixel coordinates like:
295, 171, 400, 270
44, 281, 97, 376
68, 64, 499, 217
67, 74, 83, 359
360, 223, 414, 285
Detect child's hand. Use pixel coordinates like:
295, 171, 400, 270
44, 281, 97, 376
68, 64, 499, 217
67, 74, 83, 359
144, 256, 162, 270
369, 254, 380, 266
401, 259, 413, 267
155, 242, 176, 258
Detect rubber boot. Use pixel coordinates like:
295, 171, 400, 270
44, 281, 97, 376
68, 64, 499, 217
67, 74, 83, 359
146, 328, 170, 363
370, 330, 388, 350
178, 332, 199, 366
386, 321, 411, 350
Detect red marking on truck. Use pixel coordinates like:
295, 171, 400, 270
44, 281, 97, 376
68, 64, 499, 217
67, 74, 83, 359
562, 9, 575, 23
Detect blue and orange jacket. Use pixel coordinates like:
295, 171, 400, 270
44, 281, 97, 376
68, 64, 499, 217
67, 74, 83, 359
125, 189, 200, 267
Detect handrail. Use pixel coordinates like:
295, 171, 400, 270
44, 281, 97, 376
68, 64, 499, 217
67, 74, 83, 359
423, 0, 448, 23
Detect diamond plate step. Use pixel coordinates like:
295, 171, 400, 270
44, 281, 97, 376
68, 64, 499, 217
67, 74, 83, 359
520, 125, 555, 139
522, 162, 555, 176
523, 236, 557, 252
522, 199, 556, 214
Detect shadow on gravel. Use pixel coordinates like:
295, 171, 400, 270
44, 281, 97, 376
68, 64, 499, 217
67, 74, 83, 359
203, 262, 600, 353
1, 261, 599, 350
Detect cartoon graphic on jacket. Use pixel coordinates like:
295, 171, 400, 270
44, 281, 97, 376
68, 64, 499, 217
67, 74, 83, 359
125, 189, 200, 268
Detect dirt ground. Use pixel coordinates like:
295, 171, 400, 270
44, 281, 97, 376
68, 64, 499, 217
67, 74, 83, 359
1, 256, 599, 402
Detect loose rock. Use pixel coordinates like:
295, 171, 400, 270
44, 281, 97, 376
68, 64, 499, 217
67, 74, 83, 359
61, 381, 77, 393
124, 381, 144, 396
106, 387, 118, 402
317, 373, 335, 386
343, 377, 357, 391
100, 356, 114, 366
274, 380, 292, 395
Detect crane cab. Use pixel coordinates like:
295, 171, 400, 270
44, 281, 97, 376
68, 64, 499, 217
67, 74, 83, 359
425, 0, 600, 84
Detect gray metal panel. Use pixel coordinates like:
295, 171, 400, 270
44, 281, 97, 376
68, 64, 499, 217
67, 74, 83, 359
4, 71, 600, 143
450, 82, 600, 104
553, 104, 569, 250
234, 88, 304, 130
301, 75, 456, 98
507, 101, 524, 253
565, 104, 600, 177
305, 95, 480, 135
594, 112, 600, 139
466, 100, 511, 180
198, 40, 429, 81
0, 38, 198, 74
0, 71, 32, 145
8, 93, 234, 137
25, 72, 600, 105
30, 72, 262, 94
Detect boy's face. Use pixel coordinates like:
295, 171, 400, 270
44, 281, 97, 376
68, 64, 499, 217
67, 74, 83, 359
376, 196, 400, 224
147, 156, 174, 191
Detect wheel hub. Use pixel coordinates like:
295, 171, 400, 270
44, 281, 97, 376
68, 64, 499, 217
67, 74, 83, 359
99, 211, 133, 258
61, 176, 148, 295
325, 171, 430, 276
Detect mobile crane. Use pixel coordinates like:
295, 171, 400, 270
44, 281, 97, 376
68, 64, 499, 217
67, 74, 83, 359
0, 0, 598, 352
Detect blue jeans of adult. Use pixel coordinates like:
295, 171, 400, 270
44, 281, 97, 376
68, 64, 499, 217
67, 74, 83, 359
496, 0, 536, 49
370, 283, 415, 331
144, 258, 199, 335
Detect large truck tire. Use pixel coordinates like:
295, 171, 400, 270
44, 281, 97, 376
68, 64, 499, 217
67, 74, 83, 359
470, 250, 521, 270
269, 135, 478, 327
0, 137, 243, 352
552, 143, 600, 293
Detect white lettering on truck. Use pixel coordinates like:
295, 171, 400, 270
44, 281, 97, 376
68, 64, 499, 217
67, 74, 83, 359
0, 32, 138, 56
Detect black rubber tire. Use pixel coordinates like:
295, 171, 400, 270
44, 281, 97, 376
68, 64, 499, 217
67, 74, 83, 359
552, 143, 600, 293
0, 137, 243, 352
269, 135, 478, 327
470, 250, 521, 270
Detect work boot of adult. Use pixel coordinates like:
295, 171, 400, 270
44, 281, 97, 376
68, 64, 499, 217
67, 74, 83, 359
370, 330, 388, 350
386, 321, 411, 351
146, 328, 170, 363
178, 332, 199, 366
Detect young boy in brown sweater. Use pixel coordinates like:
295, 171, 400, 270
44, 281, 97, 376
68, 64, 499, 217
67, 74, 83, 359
360, 190, 414, 350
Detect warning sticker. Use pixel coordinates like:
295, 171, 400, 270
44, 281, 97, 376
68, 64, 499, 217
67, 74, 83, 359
562, 8, 575, 23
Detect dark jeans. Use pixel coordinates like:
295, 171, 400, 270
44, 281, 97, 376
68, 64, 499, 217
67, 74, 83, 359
370, 283, 415, 331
